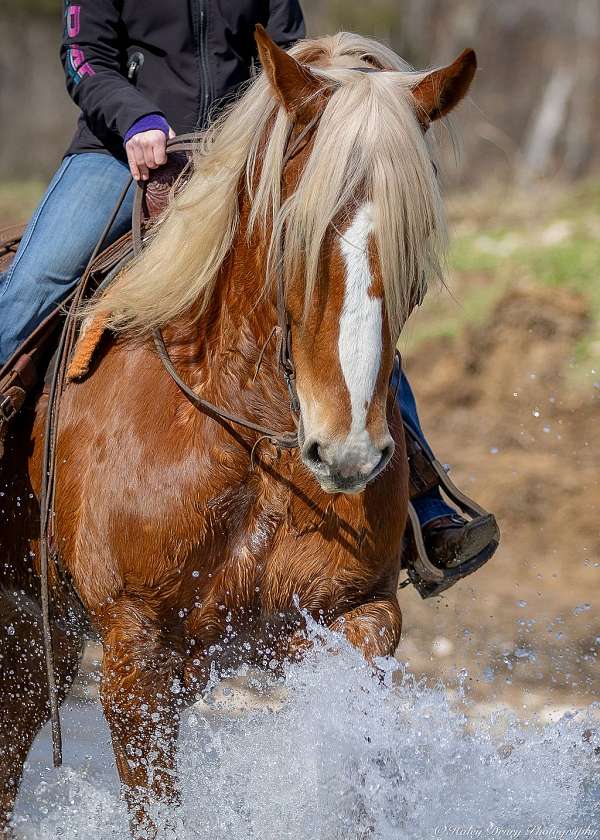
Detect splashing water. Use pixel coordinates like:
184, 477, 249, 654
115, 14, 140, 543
14, 622, 599, 839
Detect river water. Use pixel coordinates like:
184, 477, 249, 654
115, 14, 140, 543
11, 625, 599, 839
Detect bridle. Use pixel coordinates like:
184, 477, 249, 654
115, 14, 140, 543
149, 68, 434, 451
146, 112, 323, 452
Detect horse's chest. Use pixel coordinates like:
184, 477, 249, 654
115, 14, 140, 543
193, 503, 375, 630
183, 471, 383, 655
213, 483, 371, 590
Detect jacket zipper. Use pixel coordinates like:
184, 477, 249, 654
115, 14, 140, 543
192, 0, 213, 129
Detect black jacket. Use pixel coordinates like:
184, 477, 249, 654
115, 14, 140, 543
60, 0, 305, 160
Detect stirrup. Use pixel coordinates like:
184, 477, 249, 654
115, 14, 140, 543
0, 349, 43, 460
0, 385, 26, 460
402, 422, 500, 599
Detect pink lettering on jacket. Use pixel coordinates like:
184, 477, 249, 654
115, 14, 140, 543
66, 5, 81, 38
69, 46, 96, 78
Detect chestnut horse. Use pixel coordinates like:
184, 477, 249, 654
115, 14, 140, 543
0, 28, 476, 837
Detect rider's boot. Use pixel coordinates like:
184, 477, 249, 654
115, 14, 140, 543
404, 422, 500, 598
422, 512, 499, 569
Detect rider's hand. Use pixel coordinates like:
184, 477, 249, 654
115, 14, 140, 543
125, 127, 175, 181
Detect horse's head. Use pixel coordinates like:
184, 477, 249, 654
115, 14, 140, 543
89, 30, 475, 498
256, 28, 476, 494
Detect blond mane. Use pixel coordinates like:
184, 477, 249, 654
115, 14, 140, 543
89, 32, 447, 336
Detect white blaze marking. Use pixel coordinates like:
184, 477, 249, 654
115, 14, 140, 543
338, 203, 382, 436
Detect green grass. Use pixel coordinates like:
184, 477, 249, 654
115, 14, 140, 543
449, 229, 600, 304
527, 238, 600, 290
0, 180, 45, 227
403, 281, 508, 347
451, 226, 600, 364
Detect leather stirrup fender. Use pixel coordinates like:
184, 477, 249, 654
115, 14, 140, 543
405, 428, 439, 498
402, 420, 500, 599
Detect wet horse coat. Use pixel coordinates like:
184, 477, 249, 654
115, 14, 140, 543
0, 27, 476, 837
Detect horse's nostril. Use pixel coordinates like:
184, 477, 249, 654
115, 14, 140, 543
381, 441, 395, 465
304, 439, 323, 466
362, 441, 395, 478
303, 436, 393, 486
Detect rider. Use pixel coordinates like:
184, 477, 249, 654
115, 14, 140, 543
0, 0, 498, 575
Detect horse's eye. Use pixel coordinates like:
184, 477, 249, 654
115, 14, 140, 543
431, 160, 438, 178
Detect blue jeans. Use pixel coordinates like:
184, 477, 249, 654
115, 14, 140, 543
393, 367, 455, 527
0, 152, 135, 365
0, 152, 453, 527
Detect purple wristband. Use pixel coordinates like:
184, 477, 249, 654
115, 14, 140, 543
124, 113, 170, 145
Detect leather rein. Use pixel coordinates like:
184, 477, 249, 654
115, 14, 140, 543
140, 117, 323, 452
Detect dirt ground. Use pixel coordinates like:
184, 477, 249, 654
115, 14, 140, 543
398, 280, 599, 711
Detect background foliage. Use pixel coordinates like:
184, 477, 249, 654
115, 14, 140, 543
1, 0, 599, 182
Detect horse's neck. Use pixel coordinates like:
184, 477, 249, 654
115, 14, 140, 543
164, 214, 285, 419
209, 217, 276, 358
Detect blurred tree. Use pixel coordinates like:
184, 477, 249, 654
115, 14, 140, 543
1, 0, 599, 184
3, 0, 60, 16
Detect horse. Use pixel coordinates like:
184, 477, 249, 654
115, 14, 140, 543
0, 27, 476, 837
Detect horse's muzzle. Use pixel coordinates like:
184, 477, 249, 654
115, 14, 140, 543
301, 434, 395, 494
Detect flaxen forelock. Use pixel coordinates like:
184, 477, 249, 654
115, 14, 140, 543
88, 32, 447, 336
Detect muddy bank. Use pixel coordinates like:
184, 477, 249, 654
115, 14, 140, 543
399, 283, 599, 707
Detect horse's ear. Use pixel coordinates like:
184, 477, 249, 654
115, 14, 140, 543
411, 49, 477, 127
255, 24, 322, 115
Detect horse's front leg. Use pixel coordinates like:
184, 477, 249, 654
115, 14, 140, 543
289, 595, 402, 664
100, 601, 183, 838
329, 596, 403, 661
